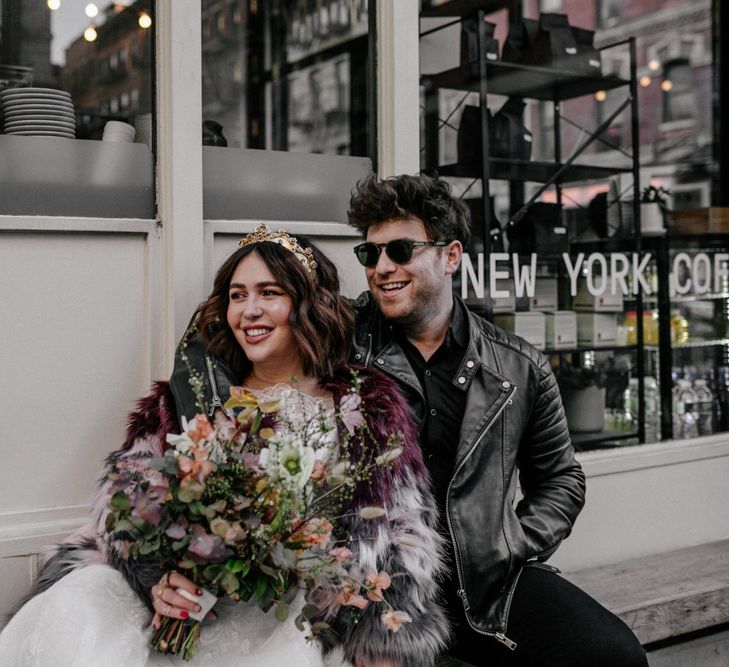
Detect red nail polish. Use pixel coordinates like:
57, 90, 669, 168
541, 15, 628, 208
196, 588, 202, 595
180, 611, 189, 619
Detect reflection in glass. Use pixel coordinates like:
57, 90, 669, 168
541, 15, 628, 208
201, 0, 372, 157
0, 1, 155, 218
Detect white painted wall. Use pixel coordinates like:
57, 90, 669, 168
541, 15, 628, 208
0, 219, 159, 623
557, 437, 729, 572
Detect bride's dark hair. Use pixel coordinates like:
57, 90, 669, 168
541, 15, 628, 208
193, 236, 353, 381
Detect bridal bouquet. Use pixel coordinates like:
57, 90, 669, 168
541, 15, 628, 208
105, 374, 408, 660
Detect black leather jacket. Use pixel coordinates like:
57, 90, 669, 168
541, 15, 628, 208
350, 293, 586, 642
170, 293, 586, 644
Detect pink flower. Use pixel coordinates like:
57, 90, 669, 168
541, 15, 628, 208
381, 609, 412, 632
165, 515, 189, 540
336, 580, 370, 610
290, 517, 333, 548
340, 393, 364, 436
213, 411, 238, 440
186, 414, 214, 445
310, 459, 328, 483
132, 491, 163, 526
178, 444, 214, 484
365, 570, 392, 602
329, 547, 353, 564
186, 523, 229, 563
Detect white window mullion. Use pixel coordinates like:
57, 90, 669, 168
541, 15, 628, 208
155, 0, 205, 376
376, 0, 420, 177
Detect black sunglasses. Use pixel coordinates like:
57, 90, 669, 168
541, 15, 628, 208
353, 239, 450, 268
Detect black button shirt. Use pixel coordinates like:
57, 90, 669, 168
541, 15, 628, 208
396, 301, 469, 517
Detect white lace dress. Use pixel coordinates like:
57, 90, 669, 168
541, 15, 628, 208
0, 387, 349, 667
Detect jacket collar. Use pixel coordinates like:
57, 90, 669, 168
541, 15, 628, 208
362, 294, 515, 393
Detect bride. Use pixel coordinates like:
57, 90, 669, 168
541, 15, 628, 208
0, 227, 449, 667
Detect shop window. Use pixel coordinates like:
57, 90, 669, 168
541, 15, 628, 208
201, 0, 373, 157
662, 58, 696, 124
0, 0, 155, 218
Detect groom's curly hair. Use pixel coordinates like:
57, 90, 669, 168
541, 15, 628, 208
194, 236, 353, 381
347, 173, 471, 246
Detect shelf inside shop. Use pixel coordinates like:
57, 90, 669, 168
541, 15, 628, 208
633, 293, 729, 305
421, 61, 628, 101
663, 232, 729, 244
569, 237, 640, 253
544, 344, 638, 355
571, 430, 638, 450
644, 339, 729, 351
421, 0, 503, 17
435, 158, 631, 184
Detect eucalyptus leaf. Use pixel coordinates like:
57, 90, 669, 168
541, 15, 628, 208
294, 613, 306, 632
109, 492, 130, 512
147, 457, 168, 472
275, 602, 289, 622
221, 570, 240, 595
139, 534, 160, 555
171, 536, 190, 551
113, 519, 134, 534
301, 603, 319, 620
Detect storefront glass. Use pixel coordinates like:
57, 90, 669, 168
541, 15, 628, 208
0, 0, 155, 218
200, 0, 375, 222
200, 0, 372, 157
420, 0, 724, 450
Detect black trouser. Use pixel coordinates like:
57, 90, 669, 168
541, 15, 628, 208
446, 565, 648, 667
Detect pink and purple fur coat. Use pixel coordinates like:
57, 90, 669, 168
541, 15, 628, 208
13, 367, 450, 667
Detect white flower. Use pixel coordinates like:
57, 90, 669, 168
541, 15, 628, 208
166, 416, 196, 454
265, 434, 316, 490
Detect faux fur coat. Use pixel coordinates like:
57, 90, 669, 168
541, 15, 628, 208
14, 367, 449, 667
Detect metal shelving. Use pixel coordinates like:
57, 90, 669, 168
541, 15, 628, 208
421, 7, 644, 449
421, 61, 628, 102
435, 158, 631, 184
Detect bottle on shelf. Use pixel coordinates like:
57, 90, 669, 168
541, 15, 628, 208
622, 311, 659, 346
715, 366, 729, 432
644, 376, 661, 443
622, 378, 638, 432
673, 379, 699, 439
680, 400, 700, 439
693, 378, 714, 436
670, 310, 689, 344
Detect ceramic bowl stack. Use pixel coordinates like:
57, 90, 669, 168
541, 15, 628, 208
0, 87, 75, 138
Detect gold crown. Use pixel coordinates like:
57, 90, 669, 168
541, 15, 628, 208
238, 224, 318, 274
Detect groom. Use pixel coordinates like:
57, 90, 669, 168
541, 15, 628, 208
343, 174, 647, 666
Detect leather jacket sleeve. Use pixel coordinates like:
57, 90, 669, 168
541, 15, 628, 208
515, 355, 586, 560
169, 329, 237, 423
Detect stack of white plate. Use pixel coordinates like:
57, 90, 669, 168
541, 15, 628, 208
0, 87, 75, 138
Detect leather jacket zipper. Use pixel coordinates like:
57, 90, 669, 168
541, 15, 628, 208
447, 383, 517, 649
363, 333, 373, 368
205, 354, 223, 416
